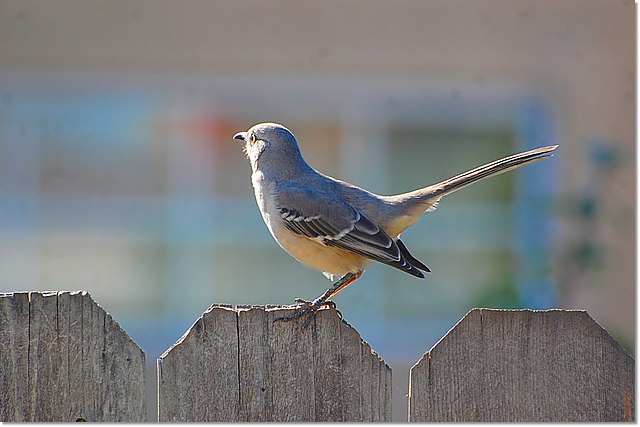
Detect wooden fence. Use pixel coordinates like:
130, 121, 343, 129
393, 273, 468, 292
158, 304, 391, 422
409, 308, 635, 422
0, 291, 146, 422
0, 292, 635, 422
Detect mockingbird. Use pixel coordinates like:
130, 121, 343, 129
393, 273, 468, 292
234, 122, 557, 326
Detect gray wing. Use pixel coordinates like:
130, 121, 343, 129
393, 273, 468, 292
276, 184, 426, 278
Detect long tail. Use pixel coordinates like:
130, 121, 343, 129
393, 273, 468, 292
421, 145, 558, 200
381, 145, 557, 237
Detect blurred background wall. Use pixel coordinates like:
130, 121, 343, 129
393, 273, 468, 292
0, 0, 634, 421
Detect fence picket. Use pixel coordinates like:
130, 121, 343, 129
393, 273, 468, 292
408, 308, 635, 422
0, 291, 147, 422
157, 304, 392, 422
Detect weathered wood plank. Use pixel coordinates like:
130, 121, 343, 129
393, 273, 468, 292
158, 305, 392, 422
408, 308, 635, 422
0, 291, 146, 422
65, 291, 84, 420
236, 306, 268, 421
262, 306, 316, 421
158, 303, 240, 422
0, 292, 29, 421
313, 308, 344, 421
103, 308, 148, 418
339, 314, 365, 421
30, 292, 64, 420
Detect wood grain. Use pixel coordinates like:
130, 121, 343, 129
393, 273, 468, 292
0, 291, 146, 422
157, 305, 392, 422
408, 308, 635, 422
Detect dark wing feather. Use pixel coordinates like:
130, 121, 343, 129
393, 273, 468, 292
396, 238, 430, 273
326, 211, 424, 278
278, 203, 425, 278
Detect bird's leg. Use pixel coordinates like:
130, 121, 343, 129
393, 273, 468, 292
275, 271, 362, 327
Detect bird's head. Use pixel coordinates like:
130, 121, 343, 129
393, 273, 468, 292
233, 122, 305, 174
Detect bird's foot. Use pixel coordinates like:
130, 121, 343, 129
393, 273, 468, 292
291, 298, 336, 310
275, 298, 336, 328
292, 297, 312, 306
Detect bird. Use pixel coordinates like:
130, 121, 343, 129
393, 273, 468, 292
233, 122, 557, 326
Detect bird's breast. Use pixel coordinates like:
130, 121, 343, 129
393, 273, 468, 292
251, 170, 278, 237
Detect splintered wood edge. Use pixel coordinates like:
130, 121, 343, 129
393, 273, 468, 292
159, 304, 390, 370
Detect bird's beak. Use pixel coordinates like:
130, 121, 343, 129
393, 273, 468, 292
233, 131, 246, 141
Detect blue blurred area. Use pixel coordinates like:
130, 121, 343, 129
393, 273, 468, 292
0, 74, 560, 368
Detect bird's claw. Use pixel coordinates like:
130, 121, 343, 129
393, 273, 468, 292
274, 298, 337, 327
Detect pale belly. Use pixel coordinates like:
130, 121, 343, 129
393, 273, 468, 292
272, 226, 371, 278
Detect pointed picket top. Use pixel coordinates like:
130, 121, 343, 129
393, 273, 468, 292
409, 308, 634, 422
0, 291, 147, 422
157, 304, 391, 422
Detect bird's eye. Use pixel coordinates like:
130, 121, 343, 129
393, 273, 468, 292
250, 134, 257, 144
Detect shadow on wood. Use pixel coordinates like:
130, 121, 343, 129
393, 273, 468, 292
157, 304, 391, 422
408, 308, 635, 422
0, 291, 147, 422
